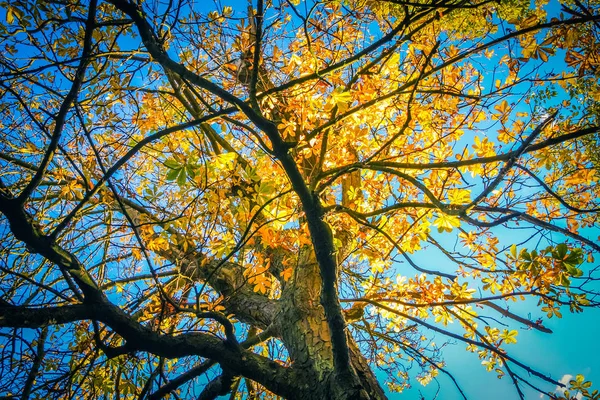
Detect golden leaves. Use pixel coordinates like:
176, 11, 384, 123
482, 277, 502, 294
492, 100, 511, 124
447, 188, 471, 205
433, 308, 453, 326
520, 36, 555, 62
330, 89, 353, 114
280, 267, 293, 282
146, 236, 169, 252
472, 136, 496, 157
449, 281, 475, 299
499, 329, 518, 344
59, 180, 85, 200
243, 260, 272, 295
541, 303, 562, 318
277, 119, 298, 139
433, 212, 460, 233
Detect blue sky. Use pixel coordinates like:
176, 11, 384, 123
392, 300, 600, 399
387, 220, 600, 399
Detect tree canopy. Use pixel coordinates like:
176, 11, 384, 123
1, 0, 600, 398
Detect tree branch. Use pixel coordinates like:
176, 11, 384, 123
18, 0, 98, 203
0, 303, 296, 398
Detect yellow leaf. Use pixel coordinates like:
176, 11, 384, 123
331, 90, 352, 113
448, 188, 471, 205
280, 267, 293, 282
499, 329, 518, 344
433, 213, 460, 233
472, 136, 495, 157
252, 275, 272, 294
6, 8, 14, 24
213, 152, 237, 170
493, 100, 509, 116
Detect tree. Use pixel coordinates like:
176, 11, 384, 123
0, 0, 599, 398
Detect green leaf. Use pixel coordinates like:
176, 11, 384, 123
243, 166, 261, 182
553, 243, 568, 259
176, 168, 187, 186
556, 274, 571, 287
166, 168, 180, 181
186, 164, 197, 179
565, 248, 583, 264
164, 159, 181, 169
565, 264, 579, 276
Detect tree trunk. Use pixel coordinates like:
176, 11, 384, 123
274, 249, 387, 400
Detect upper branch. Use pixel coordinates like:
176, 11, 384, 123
18, 0, 98, 204
106, 0, 281, 142
318, 125, 600, 189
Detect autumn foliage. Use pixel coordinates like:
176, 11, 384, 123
1, 0, 600, 399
